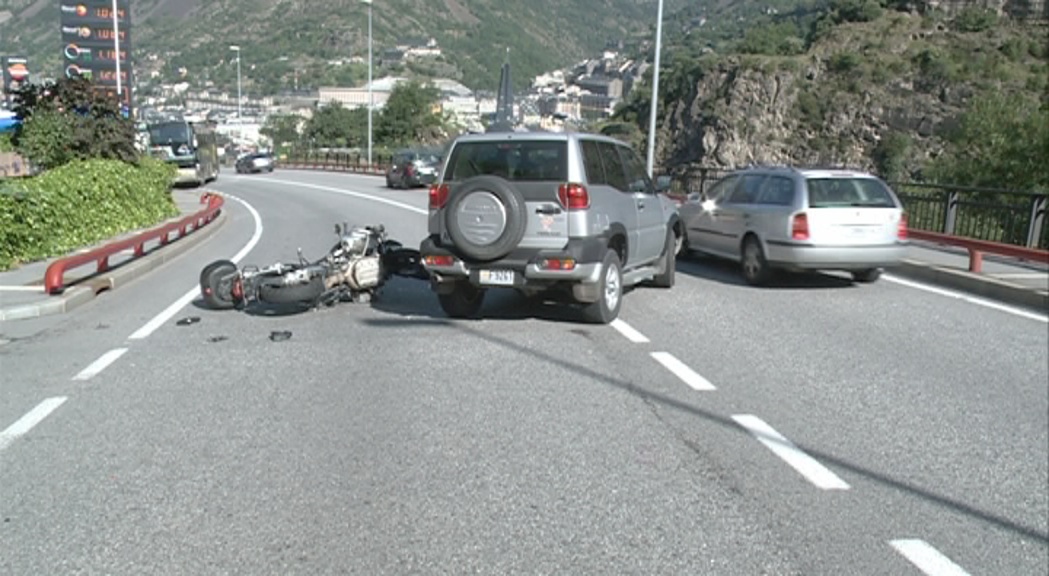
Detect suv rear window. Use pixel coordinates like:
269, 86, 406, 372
806, 177, 898, 208
444, 141, 567, 182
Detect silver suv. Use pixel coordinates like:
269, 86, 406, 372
419, 131, 681, 323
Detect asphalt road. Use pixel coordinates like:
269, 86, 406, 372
1, 170, 1045, 575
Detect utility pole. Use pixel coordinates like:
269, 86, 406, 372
645, 0, 665, 178
361, 0, 374, 168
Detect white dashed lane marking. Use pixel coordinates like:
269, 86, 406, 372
610, 319, 650, 343
732, 414, 851, 491
890, 539, 971, 576
650, 351, 717, 391
72, 348, 129, 381
0, 397, 68, 452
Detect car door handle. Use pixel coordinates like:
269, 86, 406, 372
536, 205, 562, 215
637, 200, 646, 209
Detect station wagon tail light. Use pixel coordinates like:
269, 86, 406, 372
557, 183, 590, 210
429, 183, 449, 209
791, 212, 810, 241
539, 257, 576, 271
424, 254, 455, 267
897, 212, 908, 240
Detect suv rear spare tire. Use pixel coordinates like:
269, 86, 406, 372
444, 175, 528, 261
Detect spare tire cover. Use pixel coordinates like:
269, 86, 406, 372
444, 175, 527, 261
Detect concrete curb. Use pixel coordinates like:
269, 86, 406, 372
890, 258, 1049, 312
0, 210, 228, 322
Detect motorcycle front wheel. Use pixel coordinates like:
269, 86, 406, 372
200, 260, 241, 309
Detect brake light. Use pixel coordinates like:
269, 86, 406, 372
539, 257, 576, 271
424, 255, 455, 267
897, 212, 908, 240
429, 184, 449, 209
791, 213, 809, 241
557, 183, 590, 210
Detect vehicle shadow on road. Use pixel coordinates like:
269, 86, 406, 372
371, 277, 600, 325
675, 253, 859, 290
359, 313, 1049, 548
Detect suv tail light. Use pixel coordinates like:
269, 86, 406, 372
897, 212, 908, 240
791, 212, 809, 241
557, 183, 590, 210
429, 184, 449, 209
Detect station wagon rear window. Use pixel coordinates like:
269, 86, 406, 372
445, 141, 567, 182
806, 177, 898, 208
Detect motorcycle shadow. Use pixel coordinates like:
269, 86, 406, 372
189, 297, 322, 318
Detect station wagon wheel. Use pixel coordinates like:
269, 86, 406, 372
852, 268, 882, 283
741, 236, 771, 286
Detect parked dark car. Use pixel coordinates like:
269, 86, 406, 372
235, 152, 275, 174
385, 149, 440, 188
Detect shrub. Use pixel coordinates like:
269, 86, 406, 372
0, 157, 178, 270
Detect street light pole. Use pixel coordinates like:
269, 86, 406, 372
361, 0, 374, 168
230, 45, 242, 122
111, 0, 122, 111
645, 0, 664, 178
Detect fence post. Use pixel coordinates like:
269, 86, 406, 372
943, 189, 959, 235
1027, 194, 1047, 249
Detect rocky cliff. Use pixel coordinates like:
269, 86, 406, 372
650, 9, 1046, 179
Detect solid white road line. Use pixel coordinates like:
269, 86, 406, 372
890, 539, 971, 576
732, 414, 851, 490
0, 286, 46, 292
991, 272, 1049, 279
72, 348, 129, 381
250, 176, 429, 215
650, 351, 716, 391
882, 274, 1048, 323
0, 397, 68, 452
128, 193, 263, 341
611, 319, 650, 343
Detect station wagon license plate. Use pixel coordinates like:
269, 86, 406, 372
479, 269, 515, 286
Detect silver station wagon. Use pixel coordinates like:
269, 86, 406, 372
677, 166, 909, 285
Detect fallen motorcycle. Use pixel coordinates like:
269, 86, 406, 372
198, 222, 428, 311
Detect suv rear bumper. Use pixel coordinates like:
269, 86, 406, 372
420, 235, 605, 285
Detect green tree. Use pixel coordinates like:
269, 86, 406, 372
302, 102, 367, 148
376, 80, 446, 147
926, 91, 1048, 191
8, 76, 138, 170
260, 113, 304, 152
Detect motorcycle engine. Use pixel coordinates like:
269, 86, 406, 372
327, 226, 383, 291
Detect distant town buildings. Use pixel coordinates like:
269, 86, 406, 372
132, 34, 646, 145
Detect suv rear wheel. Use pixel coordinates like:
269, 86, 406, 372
437, 281, 486, 319
581, 250, 623, 324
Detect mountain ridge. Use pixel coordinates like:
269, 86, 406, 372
0, 0, 690, 95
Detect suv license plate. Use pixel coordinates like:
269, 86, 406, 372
479, 270, 515, 286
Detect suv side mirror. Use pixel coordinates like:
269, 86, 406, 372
655, 175, 672, 193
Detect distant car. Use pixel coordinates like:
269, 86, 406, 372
235, 152, 275, 174
677, 166, 908, 285
385, 150, 440, 188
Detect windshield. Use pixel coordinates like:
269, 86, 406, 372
148, 123, 192, 145
805, 177, 898, 208
445, 141, 567, 182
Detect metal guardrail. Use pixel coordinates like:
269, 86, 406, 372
282, 153, 393, 176
891, 182, 1048, 250
43, 192, 225, 294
